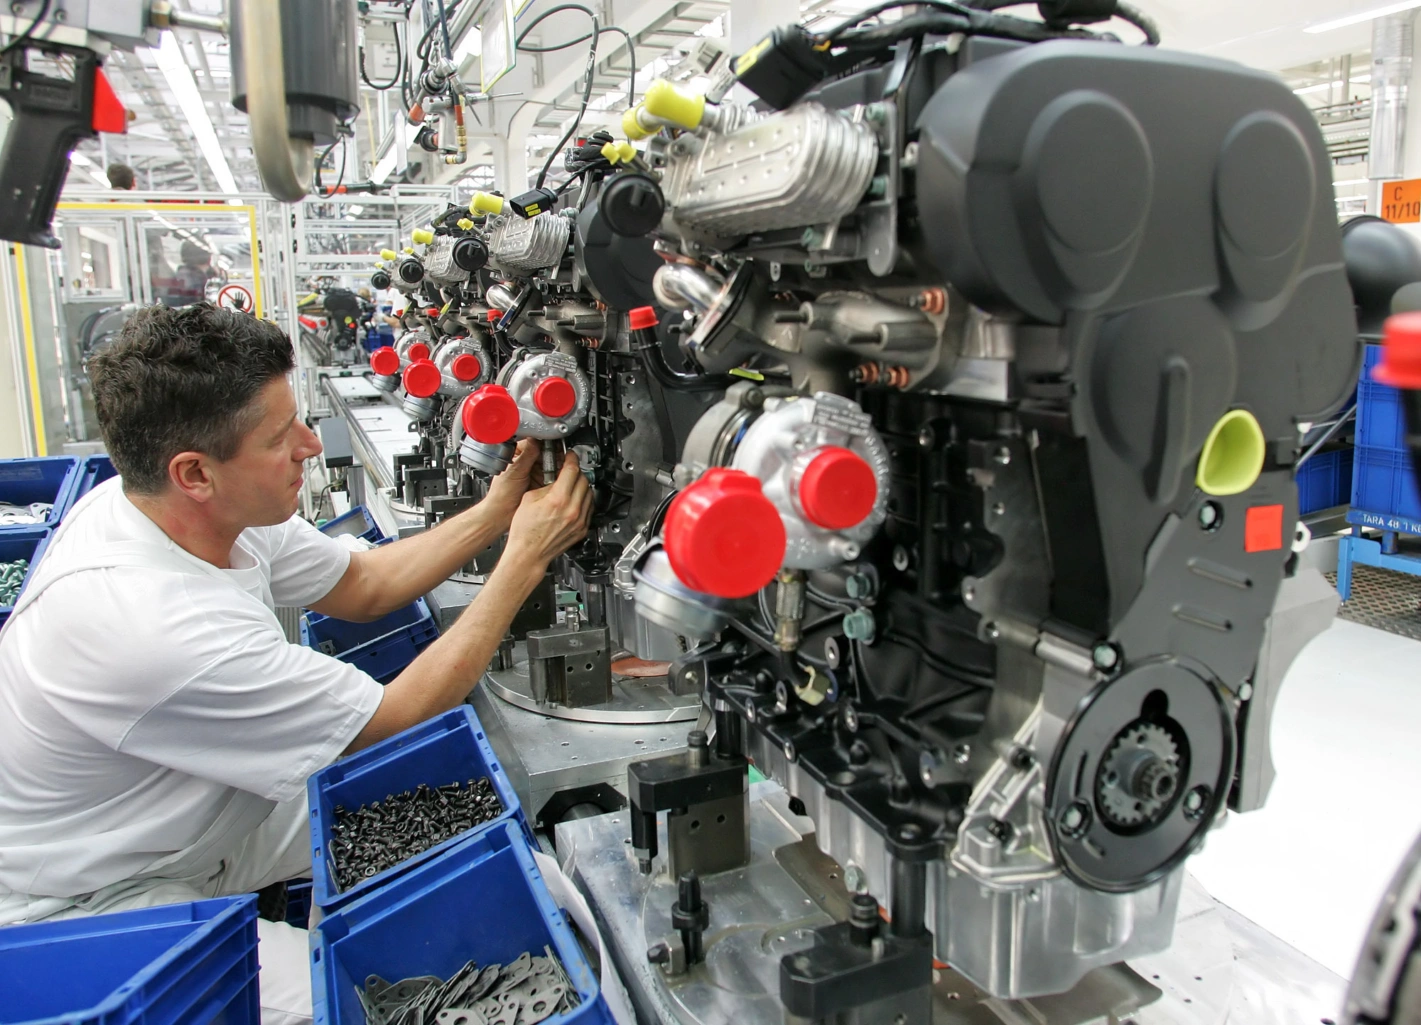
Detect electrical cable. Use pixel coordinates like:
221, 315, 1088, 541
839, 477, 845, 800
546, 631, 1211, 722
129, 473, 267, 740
360, 21, 404, 90
2, 0, 51, 54
510, 4, 601, 188
435, 0, 455, 60
957, 0, 1159, 44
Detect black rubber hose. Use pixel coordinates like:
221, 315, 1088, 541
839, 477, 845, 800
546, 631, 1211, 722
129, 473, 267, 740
629, 309, 734, 393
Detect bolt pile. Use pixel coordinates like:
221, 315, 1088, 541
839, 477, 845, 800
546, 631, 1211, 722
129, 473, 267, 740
330, 779, 502, 892
357, 949, 580, 1025
0, 558, 28, 606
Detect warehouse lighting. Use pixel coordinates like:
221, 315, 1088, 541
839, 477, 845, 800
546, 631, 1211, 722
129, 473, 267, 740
1305, 1, 1421, 33
153, 32, 239, 194
1294, 74, 1371, 95
454, 27, 482, 61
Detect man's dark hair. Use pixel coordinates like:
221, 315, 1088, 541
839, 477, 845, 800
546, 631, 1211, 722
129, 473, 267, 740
106, 163, 136, 190
90, 304, 295, 494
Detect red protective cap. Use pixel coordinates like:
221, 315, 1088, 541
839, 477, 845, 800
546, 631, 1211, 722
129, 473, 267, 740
403, 359, 442, 398
451, 353, 482, 382
461, 385, 520, 444
487, 310, 503, 323
407, 341, 431, 362
427, 307, 441, 318
533, 376, 577, 418
797, 446, 877, 530
628, 306, 659, 331
663, 469, 786, 599
1377, 312, 1421, 389
91, 67, 127, 134
370, 346, 400, 376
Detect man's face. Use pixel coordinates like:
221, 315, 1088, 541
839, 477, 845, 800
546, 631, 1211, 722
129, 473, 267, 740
211, 377, 322, 526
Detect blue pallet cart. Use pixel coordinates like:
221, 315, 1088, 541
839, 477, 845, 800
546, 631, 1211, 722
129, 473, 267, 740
307, 705, 534, 915
0, 457, 78, 532
312, 822, 613, 1025
0, 895, 259, 1025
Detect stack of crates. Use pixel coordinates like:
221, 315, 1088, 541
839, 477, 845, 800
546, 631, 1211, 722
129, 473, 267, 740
1338, 343, 1421, 599
0, 895, 261, 1025
57, 454, 118, 516
0, 456, 77, 629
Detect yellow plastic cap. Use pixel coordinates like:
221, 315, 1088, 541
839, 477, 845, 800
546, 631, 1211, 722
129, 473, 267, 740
615, 141, 637, 164
643, 79, 705, 130
622, 105, 655, 141
380, 248, 398, 261
412, 227, 435, 245
470, 191, 504, 215
601, 140, 623, 164
1196, 409, 1266, 497
403, 246, 414, 254
456, 217, 475, 230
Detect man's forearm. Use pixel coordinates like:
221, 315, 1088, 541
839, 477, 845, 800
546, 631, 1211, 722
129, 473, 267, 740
349, 500, 507, 617
346, 544, 546, 751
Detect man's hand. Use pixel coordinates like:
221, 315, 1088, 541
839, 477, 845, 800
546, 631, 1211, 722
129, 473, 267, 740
481, 439, 541, 531
504, 451, 593, 571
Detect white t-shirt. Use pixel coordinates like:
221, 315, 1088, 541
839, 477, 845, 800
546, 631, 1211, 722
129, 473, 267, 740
0, 478, 384, 907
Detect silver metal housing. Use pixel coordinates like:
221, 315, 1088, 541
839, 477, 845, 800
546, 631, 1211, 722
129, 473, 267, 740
497, 350, 590, 441
633, 547, 730, 641
421, 234, 471, 286
660, 103, 879, 236
488, 212, 571, 274
430, 335, 491, 398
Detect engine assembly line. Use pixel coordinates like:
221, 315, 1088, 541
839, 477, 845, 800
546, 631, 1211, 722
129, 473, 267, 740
2, 1, 1421, 1024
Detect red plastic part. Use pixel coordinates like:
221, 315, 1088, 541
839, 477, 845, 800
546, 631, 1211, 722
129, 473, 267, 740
427, 307, 441, 318
1377, 311, 1421, 389
370, 347, 400, 376
663, 468, 786, 599
461, 385, 521, 444
533, 376, 577, 418
451, 353, 482, 382
407, 341, 431, 362
628, 306, 659, 331
797, 446, 877, 530
91, 67, 127, 134
403, 359, 442, 398
1244, 504, 1284, 554
487, 310, 503, 323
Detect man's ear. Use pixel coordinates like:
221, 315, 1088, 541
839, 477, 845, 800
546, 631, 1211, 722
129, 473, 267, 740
168, 451, 215, 503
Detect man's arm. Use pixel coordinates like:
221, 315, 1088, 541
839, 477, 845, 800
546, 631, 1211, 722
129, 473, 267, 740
344, 453, 593, 752
309, 441, 541, 623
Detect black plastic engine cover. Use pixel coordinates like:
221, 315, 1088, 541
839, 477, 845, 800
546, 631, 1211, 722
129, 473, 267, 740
575, 196, 662, 310
915, 41, 1359, 631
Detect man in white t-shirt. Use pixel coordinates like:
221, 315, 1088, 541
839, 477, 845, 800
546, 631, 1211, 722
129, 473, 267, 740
0, 304, 591, 1024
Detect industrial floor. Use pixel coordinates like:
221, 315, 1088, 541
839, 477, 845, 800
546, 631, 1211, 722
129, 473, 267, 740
1188, 611, 1421, 982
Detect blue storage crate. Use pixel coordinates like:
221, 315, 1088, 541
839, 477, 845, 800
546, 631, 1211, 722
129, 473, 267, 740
1297, 447, 1355, 515
58, 455, 117, 521
0, 457, 78, 532
308, 705, 534, 915
1357, 344, 1413, 453
285, 879, 313, 928
318, 506, 384, 545
300, 597, 439, 684
312, 823, 612, 1025
1348, 446, 1421, 537
0, 529, 51, 630
0, 895, 259, 1025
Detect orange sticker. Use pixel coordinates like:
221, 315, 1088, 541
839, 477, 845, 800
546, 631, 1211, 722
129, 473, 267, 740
1383, 179, 1421, 224
1244, 505, 1285, 554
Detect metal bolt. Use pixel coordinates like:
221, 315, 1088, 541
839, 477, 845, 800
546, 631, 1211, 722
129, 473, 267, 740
920, 748, 946, 786
647, 942, 670, 965
844, 864, 868, 893
801, 227, 825, 249
892, 545, 911, 572
1092, 643, 1120, 671
1183, 785, 1210, 821
994, 446, 1012, 466
952, 743, 971, 765
842, 609, 876, 642
1198, 502, 1222, 531
842, 706, 860, 732
1059, 801, 1090, 839
917, 426, 935, 449
783, 740, 797, 760
845, 572, 875, 599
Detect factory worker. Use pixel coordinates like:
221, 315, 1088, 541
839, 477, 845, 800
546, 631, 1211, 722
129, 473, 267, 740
0, 303, 592, 1025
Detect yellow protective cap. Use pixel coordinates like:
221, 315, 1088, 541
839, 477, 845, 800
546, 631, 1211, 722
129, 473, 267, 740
615, 141, 637, 163
622, 105, 655, 141
456, 217, 475, 230
643, 79, 705, 130
601, 140, 623, 164
403, 246, 414, 254
470, 191, 504, 215
412, 227, 435, 245
380, 248, 398, 261
1196, 409, 1267, 497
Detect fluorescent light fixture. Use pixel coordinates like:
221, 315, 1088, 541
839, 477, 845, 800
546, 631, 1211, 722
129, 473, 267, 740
86, 170, 109, 187
153, 32, 240, 194
69, 151, 92, 167
1306, 1, 1421, 33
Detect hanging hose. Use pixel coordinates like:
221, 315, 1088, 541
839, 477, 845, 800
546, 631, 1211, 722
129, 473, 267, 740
628, 307, 734, 393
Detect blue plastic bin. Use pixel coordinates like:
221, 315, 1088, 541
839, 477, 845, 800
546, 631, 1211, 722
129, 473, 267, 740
58, 455, 117, 521
307, 705, 533, 915
312, 823, 612, 1025
0, 457, 78, 532
1348, 446, 1421, 535
318, 506, 384, 545
1297, 447, 1355, 515
0, 895, 259, 1025
285, 879, 313, 928
0, 529, 51, 630
300, 598, 439, 683
1356, 344, 1411, 453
